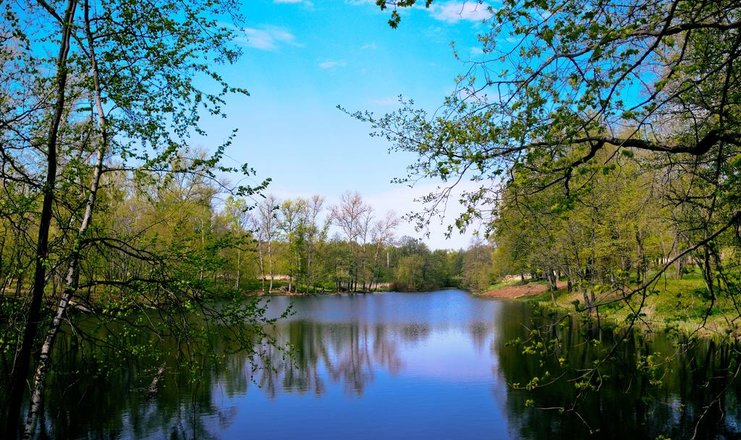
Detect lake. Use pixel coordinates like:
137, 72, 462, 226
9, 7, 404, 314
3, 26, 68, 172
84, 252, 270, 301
36, 290, 741, 439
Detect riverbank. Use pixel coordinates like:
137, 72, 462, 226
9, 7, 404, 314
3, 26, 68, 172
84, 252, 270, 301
247, 283, 462, 297
479, 275, 741, 339
479, 279, 566, 299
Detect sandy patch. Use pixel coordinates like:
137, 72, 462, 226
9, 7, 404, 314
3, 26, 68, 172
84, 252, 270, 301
481, 281, 566, 299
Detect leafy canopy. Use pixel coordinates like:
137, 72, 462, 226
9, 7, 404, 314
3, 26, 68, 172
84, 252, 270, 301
362, 0, 740, 233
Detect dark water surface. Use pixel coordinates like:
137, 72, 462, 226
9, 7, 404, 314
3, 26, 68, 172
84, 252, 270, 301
38, 290, 741, 439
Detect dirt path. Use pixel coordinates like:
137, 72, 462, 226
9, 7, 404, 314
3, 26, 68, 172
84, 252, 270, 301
481, 281, 566, 299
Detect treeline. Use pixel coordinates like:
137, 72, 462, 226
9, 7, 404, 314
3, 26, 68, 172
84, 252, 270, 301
362, 0, 740, 320
1, 183, 494, 307
490, 144, 738, 310
189, 190, 495, 294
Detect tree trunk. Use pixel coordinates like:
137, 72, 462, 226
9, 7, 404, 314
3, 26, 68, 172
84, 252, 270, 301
235, 248, 240, 290
267, 240, 274, 292
545, 268, 557, 304
256, 241, 265, 292
546, 268, 557, 291
582, 289, 594, 313
23, 4, 108, 434
672, 227, 683, 278
14, 260, 23, 298
199, 218, 205, 282
4, 1, 77, 437
635, 228, 646, 284
306, 247, 312, 293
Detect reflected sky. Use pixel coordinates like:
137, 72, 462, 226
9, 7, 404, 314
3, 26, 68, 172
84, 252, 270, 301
210, 290, 515, 439
267, 290, 504, 326
38, 290, 739, 439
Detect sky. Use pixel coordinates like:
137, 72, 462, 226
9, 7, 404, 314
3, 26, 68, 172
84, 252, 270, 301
199, 0, 495, 249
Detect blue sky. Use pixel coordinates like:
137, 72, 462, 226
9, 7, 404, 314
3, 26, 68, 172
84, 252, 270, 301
202, 0, 495, 249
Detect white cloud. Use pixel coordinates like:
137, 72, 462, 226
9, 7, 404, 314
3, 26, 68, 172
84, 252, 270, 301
237, 26, 298, 51
344, 0, 492, 24
361, 42, 378, 50
430, 1, 493, 23
274, 0, 303, 2
318, 60, 347, 70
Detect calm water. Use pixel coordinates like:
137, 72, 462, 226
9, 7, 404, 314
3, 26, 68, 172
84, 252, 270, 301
35, 290, 741, 439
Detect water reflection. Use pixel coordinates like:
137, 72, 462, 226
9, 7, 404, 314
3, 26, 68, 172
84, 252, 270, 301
221, 291, 505, 402
496, 305, 741, 439
31, 290, 741, 439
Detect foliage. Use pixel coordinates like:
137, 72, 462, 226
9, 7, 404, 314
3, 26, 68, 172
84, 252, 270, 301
366, 0, 741, 432
0, 0, 269, 436
363, 0, 740, 285
365, 0, 741, 323
246, 191, 488, 294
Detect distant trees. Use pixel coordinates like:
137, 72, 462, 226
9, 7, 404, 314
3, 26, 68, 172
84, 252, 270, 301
370, 212, 400, 290
255, 194, 280, 292
490, 147, 675, 308
300, 195, 328, 292
276, 196, 329, 293
238, 191, 492, 294
222, 196, 252, 290
392, 237, 429, 292
389, 236, 476, 292
462, 240, 494, 292
330, 192, 374, 291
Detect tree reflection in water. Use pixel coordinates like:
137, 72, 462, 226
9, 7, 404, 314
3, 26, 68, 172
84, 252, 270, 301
496, 304, 741, 439
27, 291, 741, 439
251, 321, 428, 397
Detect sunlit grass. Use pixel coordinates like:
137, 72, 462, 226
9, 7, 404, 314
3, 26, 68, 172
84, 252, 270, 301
525, 270, 740, 339
486, 276, 524, 292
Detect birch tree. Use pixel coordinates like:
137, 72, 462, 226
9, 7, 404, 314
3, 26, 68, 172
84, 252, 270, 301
330, 192, 373, 291
257, 195, 280, 293
0, 0, 267, 436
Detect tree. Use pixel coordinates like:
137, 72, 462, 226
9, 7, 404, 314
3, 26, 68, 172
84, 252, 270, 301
0, 0, 268, 437
256, 195, 280, 293
302, 195, 329, 293
278, 198, 303, 293
461, 239, 494, 292
283, 195, 329, 293
392, 236, 431, 291
219, 196, 252, 289
365, 0, 740, 310
370, 211, 400, 290
365, 0, 740, 427
330, 192, 374, 291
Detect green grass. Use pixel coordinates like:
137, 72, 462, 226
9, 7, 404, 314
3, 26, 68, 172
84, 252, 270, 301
485, 277, 528, 292
525, 274, 740, 339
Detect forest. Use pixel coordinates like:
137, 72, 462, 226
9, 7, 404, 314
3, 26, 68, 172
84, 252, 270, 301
0, 1, 499, 436
364, 0, 740, 325
214, 191, 496, 294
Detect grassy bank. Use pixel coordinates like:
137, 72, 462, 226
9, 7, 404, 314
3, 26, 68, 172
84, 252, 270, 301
482, 272, 741, 339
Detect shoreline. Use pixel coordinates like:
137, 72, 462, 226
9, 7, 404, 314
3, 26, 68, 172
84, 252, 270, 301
246, 286, 465, 297
479, 280, 741, 340
477, 281, 567, 300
